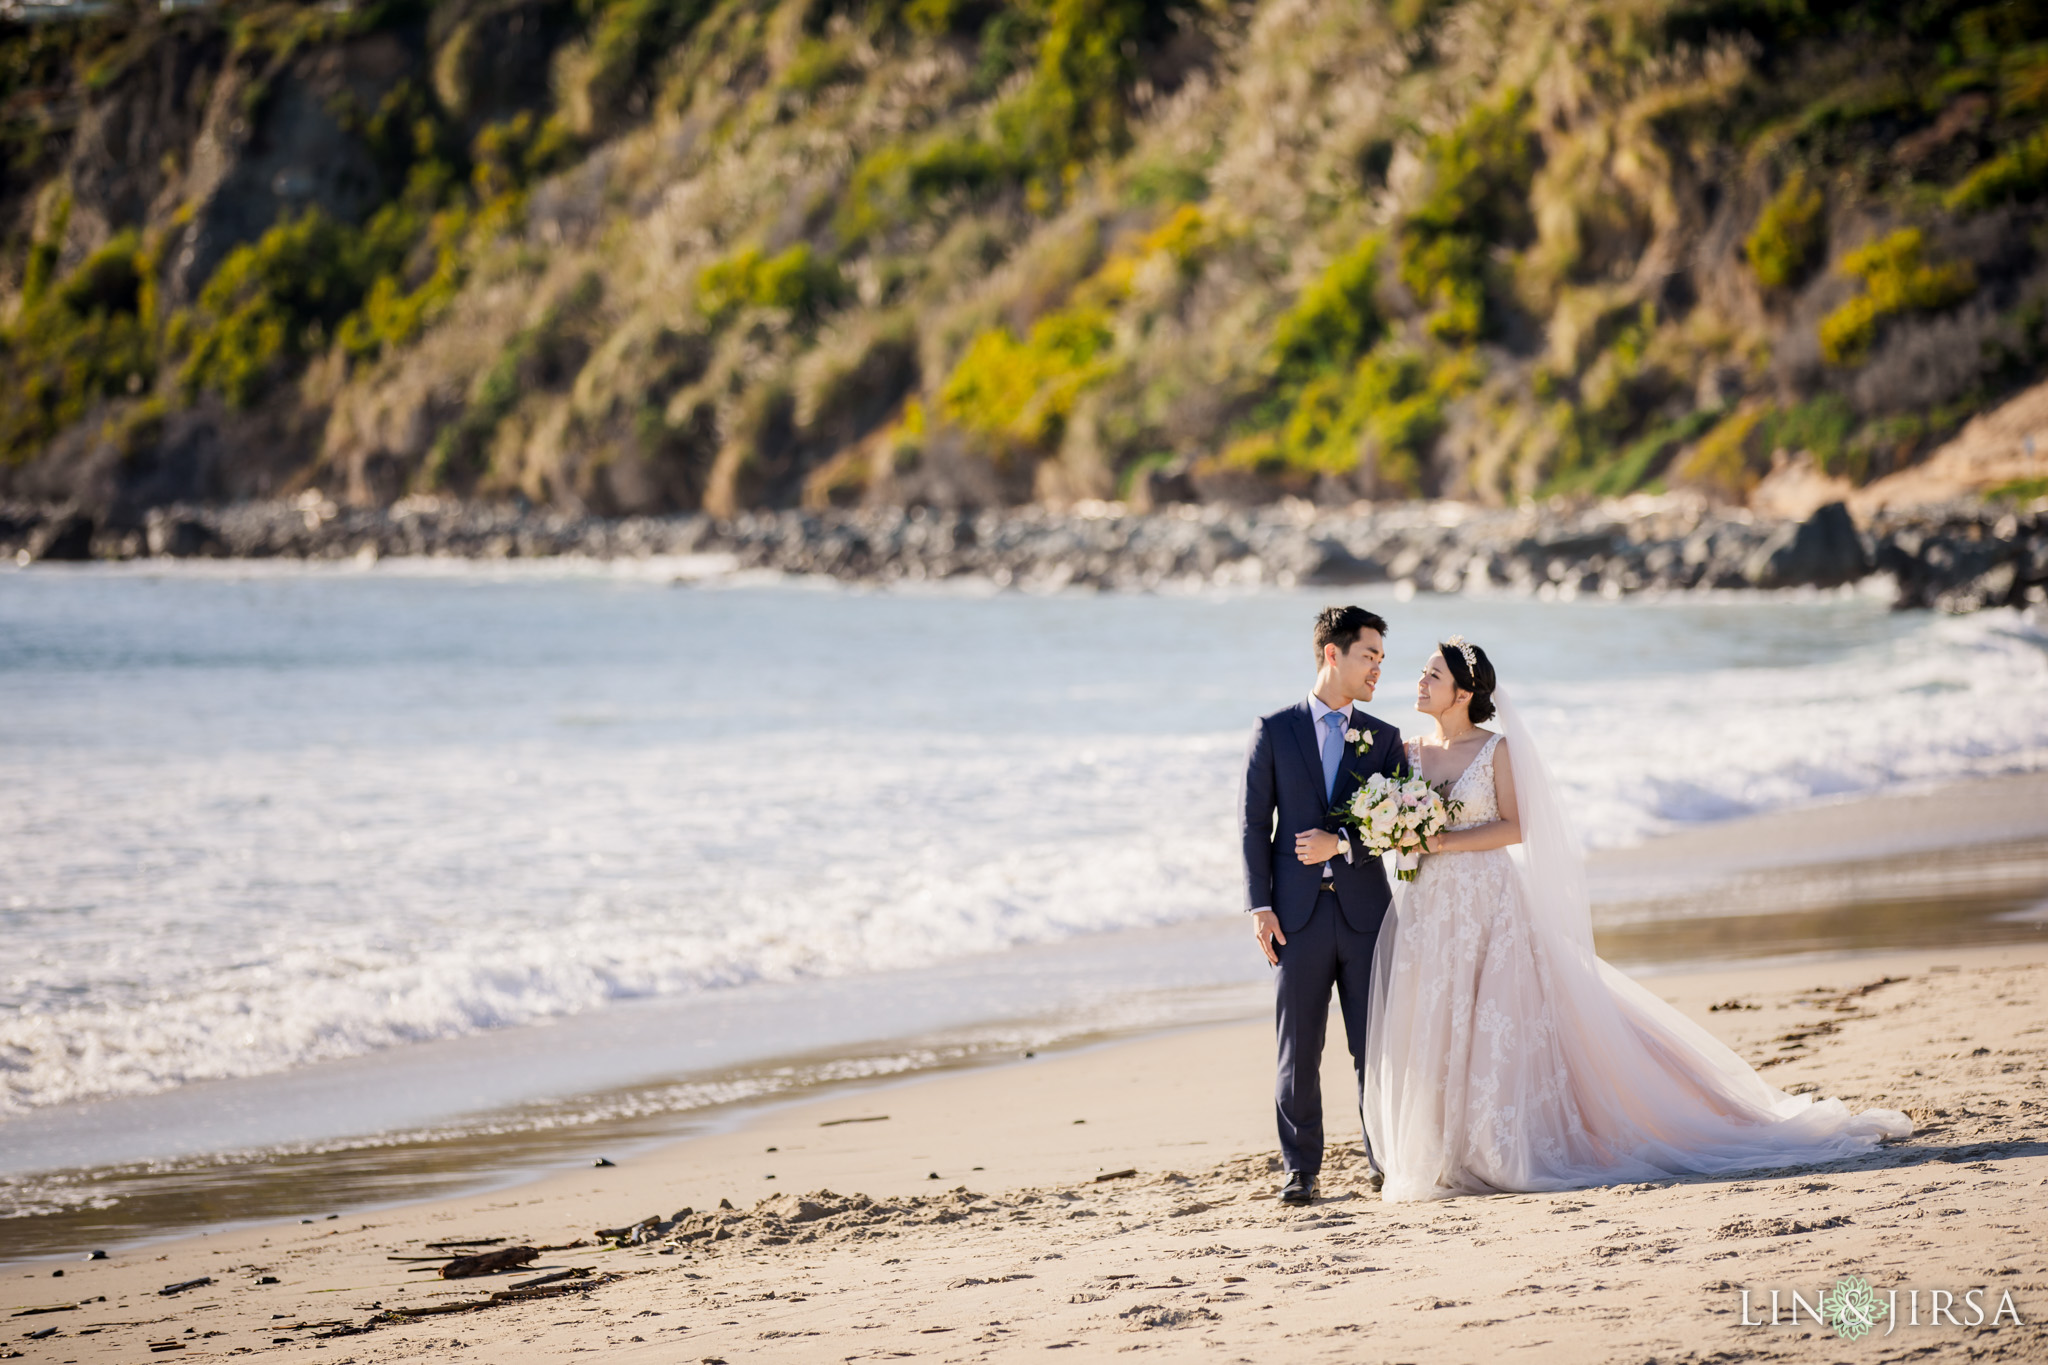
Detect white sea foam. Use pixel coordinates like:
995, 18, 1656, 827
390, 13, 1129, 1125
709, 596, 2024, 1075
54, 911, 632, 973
1525, 607, 2048, 846
1, 573, 2043, 1120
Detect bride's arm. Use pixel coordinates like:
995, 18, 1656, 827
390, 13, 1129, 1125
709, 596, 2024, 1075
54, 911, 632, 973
1430, 742, 1522, 853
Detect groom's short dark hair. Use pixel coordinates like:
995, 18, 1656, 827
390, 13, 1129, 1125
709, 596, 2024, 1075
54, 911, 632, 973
1313, 605, 1388, 660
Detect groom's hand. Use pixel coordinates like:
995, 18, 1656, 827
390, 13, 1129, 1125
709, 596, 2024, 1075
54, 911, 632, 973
1252, 910, 1286, 966
1294, 828, 1341, 865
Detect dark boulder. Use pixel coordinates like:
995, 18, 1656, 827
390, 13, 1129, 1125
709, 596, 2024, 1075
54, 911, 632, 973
1746, 501, 1870, 588
145, 509, 226, 558
1300, 537, 1385, 585
25, 510, 96, 562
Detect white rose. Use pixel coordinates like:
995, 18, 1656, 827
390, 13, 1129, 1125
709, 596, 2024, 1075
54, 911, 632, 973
1345, 727, 1363, 744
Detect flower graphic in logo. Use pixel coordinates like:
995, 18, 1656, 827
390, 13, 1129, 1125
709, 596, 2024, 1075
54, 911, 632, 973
1819, 1274, 1887, 1341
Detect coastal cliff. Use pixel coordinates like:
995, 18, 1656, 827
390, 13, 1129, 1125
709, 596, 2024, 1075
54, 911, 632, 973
4, 0, 2048, 536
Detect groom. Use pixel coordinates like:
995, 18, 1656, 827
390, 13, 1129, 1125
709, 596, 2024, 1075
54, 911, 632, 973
1240, 605, 1405, 1205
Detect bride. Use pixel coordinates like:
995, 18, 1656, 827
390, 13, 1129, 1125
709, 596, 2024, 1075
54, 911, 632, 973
1361, 636, 1911, 1203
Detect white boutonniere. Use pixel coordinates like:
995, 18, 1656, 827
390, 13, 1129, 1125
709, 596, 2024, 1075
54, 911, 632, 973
1346, 725, 1374, 754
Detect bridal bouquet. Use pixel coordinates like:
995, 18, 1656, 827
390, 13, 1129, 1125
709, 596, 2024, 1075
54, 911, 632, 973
1336, 771, 1459, 882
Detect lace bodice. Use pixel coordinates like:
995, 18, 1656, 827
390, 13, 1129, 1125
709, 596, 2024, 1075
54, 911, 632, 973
1407, 732, 1503, 830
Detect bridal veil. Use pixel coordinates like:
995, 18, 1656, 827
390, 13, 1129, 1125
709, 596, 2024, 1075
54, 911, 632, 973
1363, 685, 1911, 1200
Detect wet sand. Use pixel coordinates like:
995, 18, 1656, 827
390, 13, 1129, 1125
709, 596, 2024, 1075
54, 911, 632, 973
4, 940, 2045, 1363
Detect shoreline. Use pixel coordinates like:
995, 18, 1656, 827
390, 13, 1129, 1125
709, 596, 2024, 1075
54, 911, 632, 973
7, 492, 2045, 613
3, 941, 2044, 1362
3, 769, 2047, 1268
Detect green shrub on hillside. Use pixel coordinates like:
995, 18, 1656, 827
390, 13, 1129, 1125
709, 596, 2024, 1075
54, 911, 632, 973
696, 243, 848, 327
1944, 124, 2048, 211
1745, 169, 1825, 289
1673, 405, 1765, 496
1677, 397, 1888, 494
940, 305, 1116, 448
1125, 156, 1209, 207
1237, 93, 1533, 490
1230, 343, 1478, 492
0, 229, 156, 464
1397, 90, 1536, 343
840, 0, 1169, 243
1988, 474, 2048, 501
836, 133, 1023, 244
781, 34, 860, 95
470, 110, 579, 203
581, 0, 716, 128
424, 272, 606, 490
336, 217, 467, 362
1817, 227, 1974, 365
169, 68, 527, 399
174, 208, 413, 406
1585, 408, 1721, 498
1268, 234, 1384, 386
333, 111, 569, 363
935, 205, 1211, 452
1079, 202, 1211, 299
994, 0, 1147, 178
1757, 393, 1855, 474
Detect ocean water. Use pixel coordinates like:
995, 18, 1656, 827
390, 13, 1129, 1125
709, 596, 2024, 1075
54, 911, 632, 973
3, 562, 2047, 1234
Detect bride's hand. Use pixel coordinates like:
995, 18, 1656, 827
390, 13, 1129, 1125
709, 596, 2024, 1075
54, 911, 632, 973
1294, 828, 1341, 865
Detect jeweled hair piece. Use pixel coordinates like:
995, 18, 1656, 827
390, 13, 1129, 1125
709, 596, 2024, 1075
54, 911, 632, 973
1445, 634, 1479, 677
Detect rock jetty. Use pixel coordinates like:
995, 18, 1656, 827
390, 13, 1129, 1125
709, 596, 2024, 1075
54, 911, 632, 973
3, 494, 2043, 614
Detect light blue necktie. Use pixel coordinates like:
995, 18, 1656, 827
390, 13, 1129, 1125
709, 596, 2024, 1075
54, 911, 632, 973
1320, 709, 1347, 802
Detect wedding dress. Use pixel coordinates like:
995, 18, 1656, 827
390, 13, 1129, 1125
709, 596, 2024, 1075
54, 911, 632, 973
1361, 688, 1910, 1203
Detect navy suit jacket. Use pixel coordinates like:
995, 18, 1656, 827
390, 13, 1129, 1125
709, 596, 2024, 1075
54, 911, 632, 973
1239, 700, 1408, 935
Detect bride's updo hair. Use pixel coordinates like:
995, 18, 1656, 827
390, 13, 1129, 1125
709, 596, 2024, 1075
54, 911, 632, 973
1438, 640, 1497, 724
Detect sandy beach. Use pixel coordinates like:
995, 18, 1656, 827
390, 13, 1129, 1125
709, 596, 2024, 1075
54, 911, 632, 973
5, 932, 2045, 1363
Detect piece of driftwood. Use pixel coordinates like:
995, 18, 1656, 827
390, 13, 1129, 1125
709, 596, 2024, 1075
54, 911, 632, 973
374, 1273, 609, 1322
1094, 1169, 1139, 1182
423, 1238, 506, 1250
439, 1246, 539, 1279
507, 1268, 592, 1291
819, 1115, 890, 1127
8, 1304, 77, 1318
593, 1215, 661, 1240
381, 1300, 484, 1318
158, 1277, 212, 1296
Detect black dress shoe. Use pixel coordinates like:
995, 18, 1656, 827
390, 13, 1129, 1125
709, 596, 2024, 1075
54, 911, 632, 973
1279, 1172, 1316, 1206
1367, 1169, 1385, 1194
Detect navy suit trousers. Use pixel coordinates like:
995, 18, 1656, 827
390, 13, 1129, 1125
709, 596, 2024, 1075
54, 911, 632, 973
1273, 886, 1384, 1177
